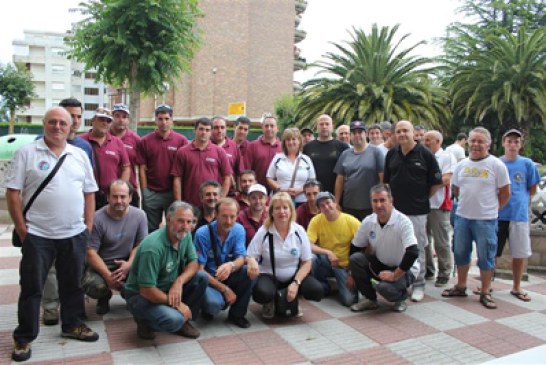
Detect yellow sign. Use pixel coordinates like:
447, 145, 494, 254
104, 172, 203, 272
228, 102, 246, 116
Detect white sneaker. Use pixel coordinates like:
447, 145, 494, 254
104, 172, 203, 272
392, 300, 407, 312
411, 287, 425, 302
350, 299, 379, 312
296, 305, 303, 318
262, 302, 275, 319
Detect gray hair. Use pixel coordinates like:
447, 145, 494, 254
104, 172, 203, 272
369, 183, 393, 199
469, 127, 491, 144
166, 201, 194, 219
425, 130, 443, 145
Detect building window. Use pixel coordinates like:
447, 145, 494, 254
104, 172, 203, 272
51, 47, 64, 56
84, 118, 92, 127
84, 87, 99, 95
84, 103, 99, 111
51, 82, 65, 91
51, 64, 65, 73
25, 63, 31, 71
26, 116, 32, 123
85, 72, 96, 79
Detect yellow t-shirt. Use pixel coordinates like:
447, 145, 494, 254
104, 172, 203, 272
307, 213, 361, 267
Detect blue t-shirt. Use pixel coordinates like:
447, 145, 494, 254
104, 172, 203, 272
36, 134, 93, 163
194, 221, 247, 276
498, 156, 540, 222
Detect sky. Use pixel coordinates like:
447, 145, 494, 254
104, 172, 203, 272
0, 0, 467, 81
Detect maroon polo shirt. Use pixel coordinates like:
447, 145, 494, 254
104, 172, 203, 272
296, 202, 318, 230
170, 141, 233, 206
237, 207, 267, 247
212, 137, 244, 176
110, 129, 141, 191
80, 132, 130, 192
238, 139, 249, 170
136, 130, 188, 192
246, 136, 282, 188
235, 194, 250, 211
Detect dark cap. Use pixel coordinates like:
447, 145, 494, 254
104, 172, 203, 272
155, 104, 173, 115
349, 120, 366, 131
315, 191, 335, 208
502, 129, 523, 139
301, 127, 313, 134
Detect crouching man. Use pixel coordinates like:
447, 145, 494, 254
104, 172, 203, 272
348, 184, 419, 313
124, 201, 207, 340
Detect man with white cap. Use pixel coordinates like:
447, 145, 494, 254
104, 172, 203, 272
237, 184, 268, 247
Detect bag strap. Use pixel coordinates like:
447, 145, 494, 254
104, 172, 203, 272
23, 153, 68, 216
91, 143, 102, 190
267, 232, 278, 286
208, 223, 221, 268
289, 156, 301, 189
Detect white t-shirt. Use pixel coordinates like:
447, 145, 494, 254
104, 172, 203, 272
352, 208, 419, 277
247, 223, 312, 282
266, 152, 316, 203
429, 148, 457, 209
378, 144, 390, 157
446, 143, 466, 161
452, 155, 510, 220
4, 139, 98, 238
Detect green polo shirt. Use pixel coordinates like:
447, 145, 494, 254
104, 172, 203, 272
124, 227, 197, 295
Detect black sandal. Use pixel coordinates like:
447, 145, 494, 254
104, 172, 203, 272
480, 293, 497, 309
441, 286, 468, 297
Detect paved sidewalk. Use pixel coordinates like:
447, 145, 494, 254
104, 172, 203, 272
1, 224, 545, 364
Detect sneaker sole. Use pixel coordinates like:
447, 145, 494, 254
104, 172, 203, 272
61, 333, 99, 342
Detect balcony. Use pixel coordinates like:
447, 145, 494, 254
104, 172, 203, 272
295, 14, 302, 27
295, 0, 307, 14
294, 28, 307, 43
294, 56, 306, 71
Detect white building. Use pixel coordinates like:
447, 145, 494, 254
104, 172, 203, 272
12, 30, 108, 129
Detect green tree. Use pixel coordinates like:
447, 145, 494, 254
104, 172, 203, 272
66, 0, 202, 131
0, 63, 35, 134
274, 94, 300, 131
296, 25, 451, 129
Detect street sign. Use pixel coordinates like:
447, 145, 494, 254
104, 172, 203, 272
228, 102, 246, 116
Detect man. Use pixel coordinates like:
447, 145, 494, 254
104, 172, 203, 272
308, 192, 360, 306
238, 184, 268, 247
124, 201, 208, 340
379, 121, 395, 156
211, 116, 244, 196
109, 103, 141, 207
137, 104, 188, 232
235, 170, 257, 211
195, 180, 222, 232
194, 198, 257, 328
245, 114, 282, 189
233, 116, 251, 164
80, 107, 131, 210
384, 120, 442, 302
336, 124, 351, 145
6, 107, 99, 362
82, 179, 148, 315
296, 179, 322, 229
59, 97, 93, 161
303, 114, 349, 194
446, 132, 467, 162
301, 127, 315, 145
442, 127, 510, 310
423, 131, 457, 287
367, 124, 384, 147
348, 184, 419, 313
172, 117, 232, 207
496, 129, 539, 301
413, 125, 427, 143
335, 121, 384, 221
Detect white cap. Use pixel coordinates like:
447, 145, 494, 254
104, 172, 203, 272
248, 184, 267, 196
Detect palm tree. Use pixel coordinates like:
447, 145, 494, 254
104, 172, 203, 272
449, 27, 546, 150
296, 24, 450, 129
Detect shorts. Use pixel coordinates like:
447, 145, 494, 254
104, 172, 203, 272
496, 220, 532, 259
453, 215, 497, 271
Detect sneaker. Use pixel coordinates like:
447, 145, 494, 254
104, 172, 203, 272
96, 297, 110, 315
177, 321, 200, 339
61, 323, 99, 342
295, 305, 303, 318
201, 312, 214, 321
435, 277, 449, 288
393, 300, 407, 312
350, 299, 379, 312
261, 302, 275, 319
12, 341, 31, 362
425, 272, 435, 281
227, 315, 251, 328
43, 308, 59, 326
411, 287, 425, 302
136, 320, 155, 340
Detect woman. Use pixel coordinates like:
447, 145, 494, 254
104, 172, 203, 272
247, 192, 324, 319
266, 128, 315, 206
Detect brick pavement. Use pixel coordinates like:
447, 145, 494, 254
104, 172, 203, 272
0, 224, 545, 365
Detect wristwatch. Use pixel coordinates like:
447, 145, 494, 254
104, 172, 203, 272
292, 278, 301, 286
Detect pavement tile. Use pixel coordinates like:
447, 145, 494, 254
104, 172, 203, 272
442, 292, 533, 320
524, 282, 546, 295
404, 301, 488, 331
105, 318, 185, 352
0, 284, 19, 305
32, 352, 114, 365
157, 341, 213, 364
238, 329, 306, 364
497, 312, 546, 341
0, 269, 19, 286
199, 335, 263, 364
0, 257, 20, 269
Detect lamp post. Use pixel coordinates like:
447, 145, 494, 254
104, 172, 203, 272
211, 67, 217, 116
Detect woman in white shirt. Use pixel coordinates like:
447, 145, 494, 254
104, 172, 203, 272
266, 128, 316, 206
247, 192, 323, 318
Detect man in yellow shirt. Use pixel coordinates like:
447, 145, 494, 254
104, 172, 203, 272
308, 192, 360, 306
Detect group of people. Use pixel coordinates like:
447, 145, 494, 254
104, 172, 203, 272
4, 98, 539, 362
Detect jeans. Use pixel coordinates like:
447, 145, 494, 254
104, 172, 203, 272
202, 266, 254, 318
252, 274, 324, 304
126, 271, 207, 333
14, 230, 88, 344
312, 254, 358, 306
453, 216, 498, 270
349, 252, 414, 302
41, 265, 58, 310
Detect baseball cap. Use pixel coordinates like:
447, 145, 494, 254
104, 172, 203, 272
502, 129, 523, 139
93, 107, 112, 122
379, 121, 392, 130
112, 103, 130, 115
155, 104, 173, 114
350, 120, 366, 131
315, 191, 335, 208
248, 184, 267, 196
301, 127, 313, 134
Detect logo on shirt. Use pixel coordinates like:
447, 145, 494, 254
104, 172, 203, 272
462, 167, 489, 178
290, 248, 299, 256
105, 150, 116, 156
205, 157, 217, 165
38, 161, 50, 171
369, 231, 376, 240
166, 260, 175, 273
514, 172, 523, 182
167, 146, 178, 151
124, 144, 134, 150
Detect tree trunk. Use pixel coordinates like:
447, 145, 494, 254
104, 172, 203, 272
8, 107, 15, 135
128, 61, 140, 132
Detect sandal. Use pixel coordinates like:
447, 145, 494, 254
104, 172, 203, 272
472, 287, 493, 295
441, 286, 468, 297
510, 291, 531, 302
479, 293, 497, 309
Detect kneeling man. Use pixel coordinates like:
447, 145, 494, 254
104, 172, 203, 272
348, 184, 419, 312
